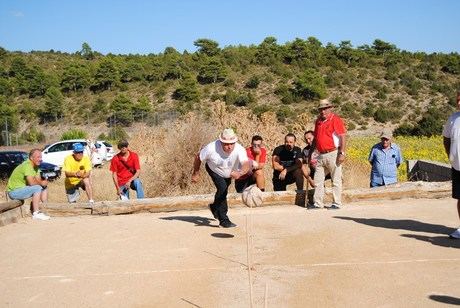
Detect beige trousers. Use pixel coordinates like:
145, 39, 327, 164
313, 150, 343, 207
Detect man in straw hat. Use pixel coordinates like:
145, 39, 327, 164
308, 99, 347, 210
443, 90, 460, 239
368, 128, 403, 188
192, 128, 249, 228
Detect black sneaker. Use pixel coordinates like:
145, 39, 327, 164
219, 220, 237, 228
306, 204, 322, 210
326, 204, 341, 210
208, 204, 218, 219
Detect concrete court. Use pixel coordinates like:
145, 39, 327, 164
1, 197, 459, 308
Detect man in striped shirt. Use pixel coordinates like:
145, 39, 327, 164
368, 129, 403, 188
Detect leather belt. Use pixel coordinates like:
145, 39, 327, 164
319, 148, 337, 154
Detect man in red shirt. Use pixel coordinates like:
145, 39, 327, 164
235, 135, 266, 192
309, 99, 346, 210
110, 140, 145, 200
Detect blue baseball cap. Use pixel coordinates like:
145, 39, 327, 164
72, 143, 84, 153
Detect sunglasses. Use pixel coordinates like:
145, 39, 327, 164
252, 143, 262, 148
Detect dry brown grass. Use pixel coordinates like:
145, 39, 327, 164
0, 103, 371, 202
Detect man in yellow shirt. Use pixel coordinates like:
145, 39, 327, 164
63, 143, 94, 203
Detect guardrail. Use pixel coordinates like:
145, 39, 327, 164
407, 160, 451, 182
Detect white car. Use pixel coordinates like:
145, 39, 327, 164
95, 140, 115, 161
42, 139, 104, 168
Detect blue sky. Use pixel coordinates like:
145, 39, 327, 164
0, 0, 459, 55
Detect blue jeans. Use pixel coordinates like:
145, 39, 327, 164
8, 185, 45, 200
120, 178, 145, 199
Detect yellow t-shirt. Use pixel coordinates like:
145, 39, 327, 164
62, 154, 92, 189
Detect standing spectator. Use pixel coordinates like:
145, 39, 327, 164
442, 90, 460, 239
310, 99, 347, 210
368, 129, 403, 187
7, 149, 50, 220
110, 140, 144, 200
192, 129, 249, 228
301, 130, 317, 189
235, 135, 266, 193
272, 133, 304, 191
63, 143, 94, 204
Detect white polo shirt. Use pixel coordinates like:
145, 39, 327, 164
443, 111, 460, 171
199, 140, 248, 178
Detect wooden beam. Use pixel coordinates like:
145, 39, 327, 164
0, 200, 23, 213
39, 181, 451, 217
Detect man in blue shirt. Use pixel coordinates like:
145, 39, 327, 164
368, 129, 403, 188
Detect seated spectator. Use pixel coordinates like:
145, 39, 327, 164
7, 149, 50, 220
110, 140, 144, 200
272, 133, 304, 191
63, 143, 94, 203
235, 135, 266, 192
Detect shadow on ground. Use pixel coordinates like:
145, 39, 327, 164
429, 294, 460, 305
211, 233, 234, 238
334, 216, 453, 234
160, 216, 217, 227
401, 234, 460, 248
334, 216, 459, 248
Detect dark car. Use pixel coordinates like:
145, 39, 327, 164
0, 150, 61, 181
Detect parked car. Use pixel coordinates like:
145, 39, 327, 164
41, 139, 104, 168
95, 140, 115, 161
0, 150, 61, 181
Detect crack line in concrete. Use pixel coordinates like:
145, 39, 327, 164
7, 258, 459, 281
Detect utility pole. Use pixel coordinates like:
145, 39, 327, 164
4, 117, 9, 146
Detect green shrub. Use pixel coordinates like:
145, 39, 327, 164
394, 123, 414, 136
252, 104, 272, 117
61, 129, 87, 140
346, 122, 356, 130
107, 126, 128, 141
373, 107, 401, 123
224, 89, 238, 105
276, 106, 295, 123
21, 127, 46, 143
245, 76, 260, 89
293, 69, 327, 100
234, 92, 254, 107
362, 103, 375, 117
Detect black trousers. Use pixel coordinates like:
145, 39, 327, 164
206, 164, 231, 223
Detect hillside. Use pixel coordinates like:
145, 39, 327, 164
0, 37, 459, 144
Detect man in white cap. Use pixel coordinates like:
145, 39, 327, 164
443, 90, 460, 239
368, 129, 403, 187
309, 99, 347, 210
192, 128, 249, 228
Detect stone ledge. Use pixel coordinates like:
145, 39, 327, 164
43, 181, 451, 216
0, 181, 452, 225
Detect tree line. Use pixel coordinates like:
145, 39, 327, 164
0, 37, 459, 144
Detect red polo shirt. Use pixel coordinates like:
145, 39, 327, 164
239, 146, 267, 180
314, 113, 346, 153
110, 151, 141, 186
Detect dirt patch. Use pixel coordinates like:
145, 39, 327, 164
0, 198, 459, 307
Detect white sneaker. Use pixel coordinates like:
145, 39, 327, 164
88, 199, 95, 204
449, 228, 460, 239
32, 211, 50, 221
